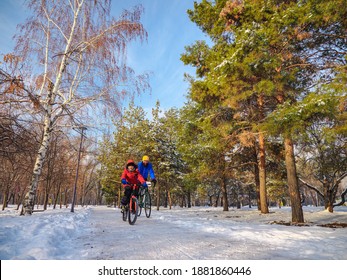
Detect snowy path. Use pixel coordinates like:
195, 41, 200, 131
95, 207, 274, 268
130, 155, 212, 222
70, 207, 250, 260
1, 205, 347, 260
63, 206, 347, 260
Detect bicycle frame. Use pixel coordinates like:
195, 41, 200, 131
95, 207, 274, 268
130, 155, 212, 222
122, 184, 139, 225
129, 192, 138, 213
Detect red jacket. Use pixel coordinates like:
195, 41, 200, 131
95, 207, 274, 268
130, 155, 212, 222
121, 169, 145, 186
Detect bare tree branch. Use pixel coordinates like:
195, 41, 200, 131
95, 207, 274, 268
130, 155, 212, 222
298, 177, 324, 199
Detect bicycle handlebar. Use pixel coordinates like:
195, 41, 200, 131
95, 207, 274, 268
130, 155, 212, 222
122, 183, 141, 190
123, 181, 156, 190
145, 180, 156, 188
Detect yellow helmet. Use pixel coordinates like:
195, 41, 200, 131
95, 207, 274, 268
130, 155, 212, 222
142, 155, 149, 161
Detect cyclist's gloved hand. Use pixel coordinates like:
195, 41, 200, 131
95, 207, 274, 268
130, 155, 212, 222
151, 178, 157, 184
121, 179, 127, 185
142, 182, 148, 188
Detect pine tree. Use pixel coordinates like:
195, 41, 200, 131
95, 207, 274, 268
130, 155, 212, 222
182, 0, 347, 222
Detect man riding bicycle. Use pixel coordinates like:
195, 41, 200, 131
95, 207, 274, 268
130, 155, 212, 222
120, 159, 147, 212
137, 155, 157, 185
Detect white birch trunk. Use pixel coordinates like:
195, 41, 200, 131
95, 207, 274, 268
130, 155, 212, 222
23, 113, 53, 214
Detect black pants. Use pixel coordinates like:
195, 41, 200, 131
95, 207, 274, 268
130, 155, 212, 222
121, 186, 138, 206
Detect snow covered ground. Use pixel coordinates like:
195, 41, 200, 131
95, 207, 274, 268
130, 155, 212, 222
1, 204, 347, 260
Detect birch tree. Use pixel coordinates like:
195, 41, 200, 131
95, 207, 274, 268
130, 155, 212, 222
3, 0, 148, 215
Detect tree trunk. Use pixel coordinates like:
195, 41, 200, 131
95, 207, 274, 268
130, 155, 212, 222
53, 183, 61, 209
323, 180, 334, 213
156, 182, 160, 211
164, 187, 168, 208
187, 191, 191, 208
10, 192, 15, 205
168, 190, 172, 210
284, 137, 304, 223
117, 186, 120, 208
2, 190, 8, 210
221, 177, 229, 211
254, 143, 261, 210
59, 189, 64, 209
22, 113, 53, 215
258, 132, 269, 214
257, 93, 269, 214
214, 192, 220, 207
248, 186, 252, 208
17, 187, 26, 210
36, 190, 41, 209
43, 191, 49, 210
64, 188, 69, 208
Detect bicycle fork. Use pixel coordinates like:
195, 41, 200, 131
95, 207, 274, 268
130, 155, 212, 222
129, 195, 137, 212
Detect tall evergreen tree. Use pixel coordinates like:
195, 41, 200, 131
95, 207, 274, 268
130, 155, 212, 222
182, 0, 347, 222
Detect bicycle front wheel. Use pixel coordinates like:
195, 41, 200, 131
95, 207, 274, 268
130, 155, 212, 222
128, 197, 139, 225
144, 190, 151, 218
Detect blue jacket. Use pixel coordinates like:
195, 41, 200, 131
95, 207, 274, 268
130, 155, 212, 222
137, 161, 156, 181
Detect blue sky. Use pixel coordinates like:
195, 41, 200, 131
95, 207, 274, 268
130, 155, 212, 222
0, 0, 209, 115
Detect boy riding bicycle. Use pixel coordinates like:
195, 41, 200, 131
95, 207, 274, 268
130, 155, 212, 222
120, 159, 147, 212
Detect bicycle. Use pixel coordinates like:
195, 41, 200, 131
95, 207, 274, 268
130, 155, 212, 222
137, 181, 154, 218
122, 184, 139, 225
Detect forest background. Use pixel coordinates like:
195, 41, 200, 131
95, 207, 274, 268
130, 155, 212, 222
0, 0, 346, 224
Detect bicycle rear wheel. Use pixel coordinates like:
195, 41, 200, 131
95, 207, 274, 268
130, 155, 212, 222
144, 190, 151, 218
128, 197, 139, 225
